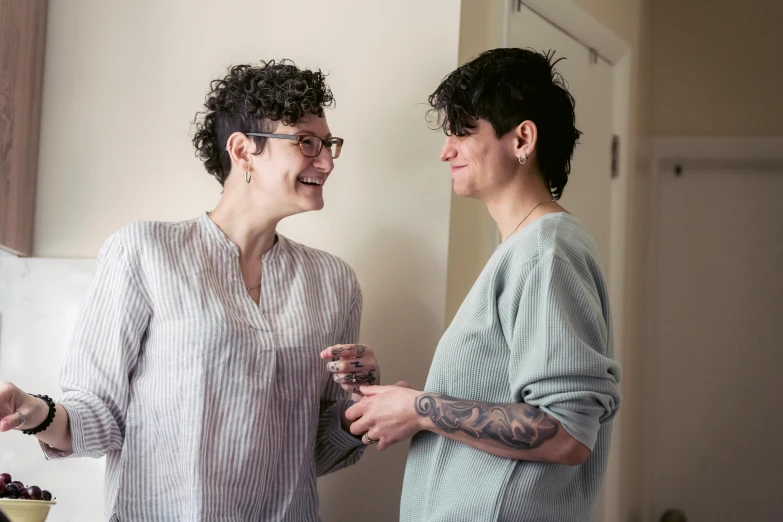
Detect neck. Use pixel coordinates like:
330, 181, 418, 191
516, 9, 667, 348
483, 172, 557, 241
209, 190, 279, 260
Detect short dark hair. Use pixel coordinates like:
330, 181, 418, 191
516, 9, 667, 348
192, 60, 334, 185
427, 48, 581, 199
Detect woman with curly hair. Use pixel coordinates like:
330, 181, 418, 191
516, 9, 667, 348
0, 60, 379, 521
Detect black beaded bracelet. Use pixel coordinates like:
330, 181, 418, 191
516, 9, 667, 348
22, 394, 56, 435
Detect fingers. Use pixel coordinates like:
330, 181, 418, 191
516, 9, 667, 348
0, 412, 22, 433
362, 431, 380, 446
327, 359, 371, 373
332, 370, 378, 387
345, 401, 365, 421
320, 344, 372, 360
394, 381, 412, 389
0, 381, 22, 433
350, 419, 369, 437
361, 430, 394, 451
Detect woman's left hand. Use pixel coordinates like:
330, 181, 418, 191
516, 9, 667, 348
320, 344, 381, 396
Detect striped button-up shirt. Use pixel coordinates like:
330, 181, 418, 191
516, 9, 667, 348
42, 213, 365, 521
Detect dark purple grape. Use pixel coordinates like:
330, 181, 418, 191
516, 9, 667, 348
11, 481, 24, 490
41, 490, 52, 501
4, 483, 20, 497
26, 486, 42, 500
0, 473, 10, 485
18, 489, 30, 500
0, 480, 6, 497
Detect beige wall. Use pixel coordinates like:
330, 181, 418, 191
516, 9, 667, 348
573, 0, 644, 47
650, 0, 783, 135
34, 1, 460, 521
579, 2, 783, 521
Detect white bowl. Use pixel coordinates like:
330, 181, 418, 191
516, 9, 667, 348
0, 499, 56, 522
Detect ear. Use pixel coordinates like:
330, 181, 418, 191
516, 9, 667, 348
512, 120, 538, 163
225, 131, 253, 170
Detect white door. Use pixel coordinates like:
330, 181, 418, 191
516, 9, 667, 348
648, 163, 783, 521
507, 4, 614, 270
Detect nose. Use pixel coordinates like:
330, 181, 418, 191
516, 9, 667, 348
313, 144, 334, 173
439, 136, 457, 163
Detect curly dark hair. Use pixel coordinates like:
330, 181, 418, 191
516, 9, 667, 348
192, 59, 334, 185
427, 48, 581, 199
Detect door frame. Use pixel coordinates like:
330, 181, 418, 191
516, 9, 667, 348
643, 136, 783, 521
502, 3, 632, 522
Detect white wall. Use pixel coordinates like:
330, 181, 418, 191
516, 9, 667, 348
31, 1, 460, 520
0, 257, 103, 522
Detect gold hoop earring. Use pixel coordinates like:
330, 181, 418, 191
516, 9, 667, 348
246, 170, 251, 183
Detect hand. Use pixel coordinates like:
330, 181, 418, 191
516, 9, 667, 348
0, 381, 46, 433
320, 344, 381, 396
345, 384, 425, 450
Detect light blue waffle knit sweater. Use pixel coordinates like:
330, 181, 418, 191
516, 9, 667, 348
401, 213, 621, 522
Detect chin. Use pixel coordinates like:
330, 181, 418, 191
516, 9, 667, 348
302, 197, 325, 212
452, 181, 477, 199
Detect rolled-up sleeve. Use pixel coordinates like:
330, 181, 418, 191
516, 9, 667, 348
314, 276, 366, 476
508, 253, 621, 451
42, 233, 151, 459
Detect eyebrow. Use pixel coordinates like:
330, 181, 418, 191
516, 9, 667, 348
296, 130, 333, 139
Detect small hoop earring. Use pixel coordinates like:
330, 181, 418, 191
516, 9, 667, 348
518, 154, 527, 165
246, 170, 251, 183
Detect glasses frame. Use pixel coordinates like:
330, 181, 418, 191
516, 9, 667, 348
244, 133, 343, 159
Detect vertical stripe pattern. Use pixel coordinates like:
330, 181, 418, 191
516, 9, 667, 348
40, 213, 365, 521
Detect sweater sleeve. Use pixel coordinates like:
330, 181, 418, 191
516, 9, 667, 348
507, 252, 621, 451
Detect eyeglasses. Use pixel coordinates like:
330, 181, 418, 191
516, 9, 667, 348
245, 133, 343, 159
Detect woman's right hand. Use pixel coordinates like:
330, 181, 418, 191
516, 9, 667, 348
0, 381, 46, 433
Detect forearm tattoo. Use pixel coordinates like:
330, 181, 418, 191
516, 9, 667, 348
414, 393, 558, 450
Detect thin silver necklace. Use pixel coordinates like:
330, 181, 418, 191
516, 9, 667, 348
246, 277, 262, 294
496, 198, 555, 250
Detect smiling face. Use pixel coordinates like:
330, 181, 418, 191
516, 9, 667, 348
438, 118, 519, 200
192, 60, 342, 223
226, 114, 337, 219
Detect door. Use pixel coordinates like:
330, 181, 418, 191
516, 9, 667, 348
507, 3, 615, 270
648, 163, 783, 521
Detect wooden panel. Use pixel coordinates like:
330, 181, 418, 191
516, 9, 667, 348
0, 0, 47, 256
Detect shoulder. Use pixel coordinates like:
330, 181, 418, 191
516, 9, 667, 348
100, 216, 202, 264
497, 213, 605, 289
512, 213, 600, 265
279, 236, 360, 292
